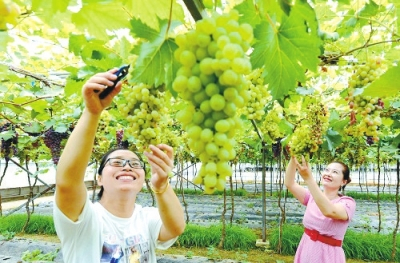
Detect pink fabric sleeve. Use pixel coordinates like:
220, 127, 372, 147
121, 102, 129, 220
302, 190, 311, 206
339, 196, 356, 221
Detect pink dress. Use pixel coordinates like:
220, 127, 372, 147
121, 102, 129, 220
294, 191, 356, 263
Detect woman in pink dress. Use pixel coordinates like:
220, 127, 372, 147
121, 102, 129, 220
285, 156, 356, 263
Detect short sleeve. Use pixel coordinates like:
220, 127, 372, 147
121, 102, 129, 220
53, 195, 103, 262
338, 196, 356, 221
302, 190, 311, 206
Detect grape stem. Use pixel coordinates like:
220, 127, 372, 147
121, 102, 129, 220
251, 119, 264, 142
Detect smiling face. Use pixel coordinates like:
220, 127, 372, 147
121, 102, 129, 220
321, 162, 348, 191
97, 149, 146, 197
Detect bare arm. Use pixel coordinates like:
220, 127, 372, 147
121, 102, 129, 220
55, 70, 121, 221
295, 156, 349, 220
285, 156, 307, 204
144, 144, 186, 241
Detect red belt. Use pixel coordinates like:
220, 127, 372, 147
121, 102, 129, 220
304, 228, 342, 247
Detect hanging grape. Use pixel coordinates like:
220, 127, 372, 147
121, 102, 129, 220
172, 9, 254, 193
287, 98, 329, 160
345, 56, 386, 143
0, 122, 18, 160
117, 83, 168, 152
43, 128, 69, 165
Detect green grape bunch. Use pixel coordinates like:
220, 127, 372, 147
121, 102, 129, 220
241, 68, 271, 121
92, 111, 113, 161
118, 83, 167, 152
260, 101, 285, 143
288, 99, 329, 160
172, 9, 254, 194
345, 56, 386, 143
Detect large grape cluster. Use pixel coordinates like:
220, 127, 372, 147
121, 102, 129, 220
43, 128, 69, 165
345, 56, 386, 144
118, 83, 167, 152
172, 10, 253, 193
288, 99, 329, 160
241, 68, 270, 121
0, 0, 20, 30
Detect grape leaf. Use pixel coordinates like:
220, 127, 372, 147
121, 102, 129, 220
32, 0, 73, 13
235, 0, 262, 27
0, 32, 12, 52
71, 2, 131, 40
251, 2, 321, 99
31, 0, 75, 28
69, 34, 87, 56
80, 42, 122, 70
130, 20, 180, 88
64, 78, 85, 97
335, 9, 357, 38
121, 0, 185, 30
130, 18, 163, 41
397, 1, 400, 37
323, 129, 342, 152
363, 65, 400, 97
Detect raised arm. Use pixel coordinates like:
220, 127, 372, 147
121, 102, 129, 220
144, 144, 186, 241
285, 156, 308, 204
55, 70, 121, 221
294, 156, 349, 220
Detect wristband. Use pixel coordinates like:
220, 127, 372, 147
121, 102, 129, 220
150, 180, 169, 194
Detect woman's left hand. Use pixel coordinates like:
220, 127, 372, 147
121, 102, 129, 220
144, 144, 174, 191
294, 156, 313, 181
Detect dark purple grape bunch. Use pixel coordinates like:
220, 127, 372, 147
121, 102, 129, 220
272, 140, 282, 159
43, 127, 69, 165
116, 129, 129, 148
366, 136, 374, 146
0, 122, 18, 159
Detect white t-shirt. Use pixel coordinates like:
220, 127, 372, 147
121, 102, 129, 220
53, 197, 177, 263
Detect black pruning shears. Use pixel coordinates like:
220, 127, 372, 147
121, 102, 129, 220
99, 64, 130, 99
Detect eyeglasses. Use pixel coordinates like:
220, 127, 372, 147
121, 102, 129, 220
323, 168, 342, 175
106, 158, 145, 169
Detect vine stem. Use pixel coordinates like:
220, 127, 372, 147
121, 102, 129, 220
1, 63, 65, 87
321, 38, 400, 65
0, 96, 54, 107
265, 12, 278, 34
165, 0, 174, 38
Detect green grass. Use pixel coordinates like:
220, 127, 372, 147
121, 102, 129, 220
346, 191, 398, 202
178, 223, 257, 250
0, 214, 56, 235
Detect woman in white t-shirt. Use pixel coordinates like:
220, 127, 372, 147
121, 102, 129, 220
53, 69, 186, 263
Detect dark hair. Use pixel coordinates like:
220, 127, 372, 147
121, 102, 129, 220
96, 148, 145, 200
331, 161, 351, 191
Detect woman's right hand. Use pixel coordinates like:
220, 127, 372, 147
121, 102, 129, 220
81, 69, 121, 115
294, 156, 313, 181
